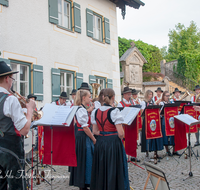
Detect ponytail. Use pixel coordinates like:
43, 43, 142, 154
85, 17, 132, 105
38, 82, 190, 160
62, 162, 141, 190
103, 88, 115, 105
74, 90, 89, 106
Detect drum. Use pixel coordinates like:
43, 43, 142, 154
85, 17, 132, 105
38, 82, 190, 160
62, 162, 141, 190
24, 130, 36, 154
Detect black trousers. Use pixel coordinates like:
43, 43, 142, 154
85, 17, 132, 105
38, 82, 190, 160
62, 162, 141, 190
0, 150, 26, 190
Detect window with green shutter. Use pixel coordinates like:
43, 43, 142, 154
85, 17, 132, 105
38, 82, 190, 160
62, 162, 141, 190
73, 2, 81, 33
76, 72, 83, 90
51, 68, 61, 102
32, 65, 43, 101
86, 8, 93, 38
0, 0, 9, 7
107, 79, 113, 89
49, 0, 59, 25
104, 17, 110, 44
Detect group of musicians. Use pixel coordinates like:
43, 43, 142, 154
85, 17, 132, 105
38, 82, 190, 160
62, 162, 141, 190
1, 59, 200, 190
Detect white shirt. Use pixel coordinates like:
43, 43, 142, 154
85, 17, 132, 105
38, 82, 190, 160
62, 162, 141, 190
66, 99, 74, 106
132, 98, 141, 105
153, 95, 162, 102
117, 98, 132, 107
76, 107, 89, 128
170, 96, 181, 103
91, 106, 124, 125
94, 101, 101, 109
191, 95, 196, 103
0, 87, 27, 131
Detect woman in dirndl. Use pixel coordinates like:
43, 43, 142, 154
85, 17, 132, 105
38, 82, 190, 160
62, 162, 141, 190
90, 88, 130, 190
159, 91, 180, 156
141, 90, 163, 158
69, 89, 96, 190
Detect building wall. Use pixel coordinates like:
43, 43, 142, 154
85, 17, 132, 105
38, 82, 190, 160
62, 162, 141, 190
0, 0, 121, 108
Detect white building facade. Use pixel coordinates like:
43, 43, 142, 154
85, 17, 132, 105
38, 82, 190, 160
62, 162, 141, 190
0, 0, 144, 108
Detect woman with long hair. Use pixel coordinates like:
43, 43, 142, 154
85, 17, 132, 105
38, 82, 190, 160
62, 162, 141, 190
69, 90, 96, 190
160, 91, 180, 156
90, 88, 130, 190
141, 90, 163, 158
93, 89, 105, 109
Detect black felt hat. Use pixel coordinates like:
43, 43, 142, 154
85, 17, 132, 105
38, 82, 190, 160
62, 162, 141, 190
194, 85, 200, 91
132, 89, 140, 95
155, 87, 163, 93
27, 94, 37, 100
78, 82, 91, 91
70, 89, 77, 95
0, 61, 18, 77
173, 88, 181, 94
122, 87, 132, 95
59, 92, 67, 99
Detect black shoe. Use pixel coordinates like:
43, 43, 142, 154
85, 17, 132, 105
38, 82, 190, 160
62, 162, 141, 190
167, 151, 172, 156
194, 142, 199, 146
130, 157, 140, 162
173, 152, 181, 156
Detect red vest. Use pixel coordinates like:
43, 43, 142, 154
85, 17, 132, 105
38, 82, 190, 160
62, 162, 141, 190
56, 100, 59, 105
76, 111, 91, 131
96, 109, 117, 132
193, 96, 196, 102
120, 100, 132, 107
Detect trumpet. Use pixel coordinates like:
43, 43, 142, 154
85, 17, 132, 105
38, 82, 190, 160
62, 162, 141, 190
10, 90, 43, 121
180, 90, 191, 101
195, 93, 200, 103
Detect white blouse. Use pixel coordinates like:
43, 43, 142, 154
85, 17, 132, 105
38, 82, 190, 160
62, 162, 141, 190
91, 106, 124, 125
94, 101, 101, 109
76, 107, 89, 128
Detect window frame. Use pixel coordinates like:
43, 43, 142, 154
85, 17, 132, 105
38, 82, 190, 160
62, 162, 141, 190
93, 12, 103, 42
57, 0, 73, 32
60, 69, 75, 99
95, 76, 106, 94
10, 60, 31, 97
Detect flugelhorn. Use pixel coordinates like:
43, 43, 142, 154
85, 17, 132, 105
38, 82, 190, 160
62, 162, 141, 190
10, 90, 43, 121
180, 90, 191, 101
91, 83, 101, 99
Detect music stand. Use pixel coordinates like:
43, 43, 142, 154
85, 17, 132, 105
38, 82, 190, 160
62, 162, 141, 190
179, 104, 199, 160
141, 105, 162, 162
160, 104, 180, 163
174, 101, 191, 113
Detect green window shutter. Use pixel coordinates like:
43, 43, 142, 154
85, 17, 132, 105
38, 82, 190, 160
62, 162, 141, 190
0, 0, 9, 7
32, 65, 43, 101
49, 0, 58, 25
51, 68, 60, 102
86, 8, 93, 38
73, 2, 81, 33
104, 17, 110, 44
76, 72, 83, 90
107, 79, 113, 89
0, 58, 10, 67
89, 75, 96, 84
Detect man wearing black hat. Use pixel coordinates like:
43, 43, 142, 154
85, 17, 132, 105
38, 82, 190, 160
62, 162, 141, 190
52, 92, 68, 106
153, 87, 163, 105
131, 89, 141, 105
170, 88, 181, 102
0, 61, 36, 189
191, 85, 200, 146
67, 89, 77, 107
117, 87, 134, 107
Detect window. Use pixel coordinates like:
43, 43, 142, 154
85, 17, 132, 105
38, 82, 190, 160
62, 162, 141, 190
60, 71, 73, 98
10, 62, 29, 97
93, 14, 102, 41
96, 77, 105, 94
58, 0, 71, 30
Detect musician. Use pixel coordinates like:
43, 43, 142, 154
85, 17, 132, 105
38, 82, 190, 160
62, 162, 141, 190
159, 91, 180, 156
141, 90, 163, 158
191, 85, 200, 146
93, 89, 105, 109
170, 88, 181, 102
52, 91, 68, 106
91, 88, 129, 190
131, 89, 141, 105
0, 61, 36, 189
67, 89, 77, 107
153, 87, 163, 105
69, 89, 96, 190
117, 87, 133, 107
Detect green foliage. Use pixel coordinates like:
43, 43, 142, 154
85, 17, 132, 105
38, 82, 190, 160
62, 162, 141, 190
118, 37, 163, 73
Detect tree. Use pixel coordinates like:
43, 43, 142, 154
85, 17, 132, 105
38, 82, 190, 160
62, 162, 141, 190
118, 37, 163, 73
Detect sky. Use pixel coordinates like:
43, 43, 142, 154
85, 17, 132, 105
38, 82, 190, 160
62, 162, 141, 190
117, 0, 200, 49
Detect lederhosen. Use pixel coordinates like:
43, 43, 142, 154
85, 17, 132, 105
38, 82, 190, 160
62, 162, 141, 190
90, 106, 129, 190
69, 106, 93, 188
0, 92, 26, 190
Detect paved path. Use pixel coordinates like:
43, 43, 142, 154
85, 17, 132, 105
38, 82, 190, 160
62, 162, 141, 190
26, 133, 200, 190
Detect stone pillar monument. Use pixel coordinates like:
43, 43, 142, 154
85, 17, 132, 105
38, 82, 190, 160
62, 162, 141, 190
120, 42, 147, 92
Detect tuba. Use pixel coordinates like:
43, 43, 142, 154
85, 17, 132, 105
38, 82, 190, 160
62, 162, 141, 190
91, 83, 101, 99
180, 90, 191, 101
195, 94, 200, 103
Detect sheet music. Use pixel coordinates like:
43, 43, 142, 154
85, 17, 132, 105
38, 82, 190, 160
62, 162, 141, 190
121, 107, 141, 125
174, 114, 200, 126
51, 106, 73, 125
